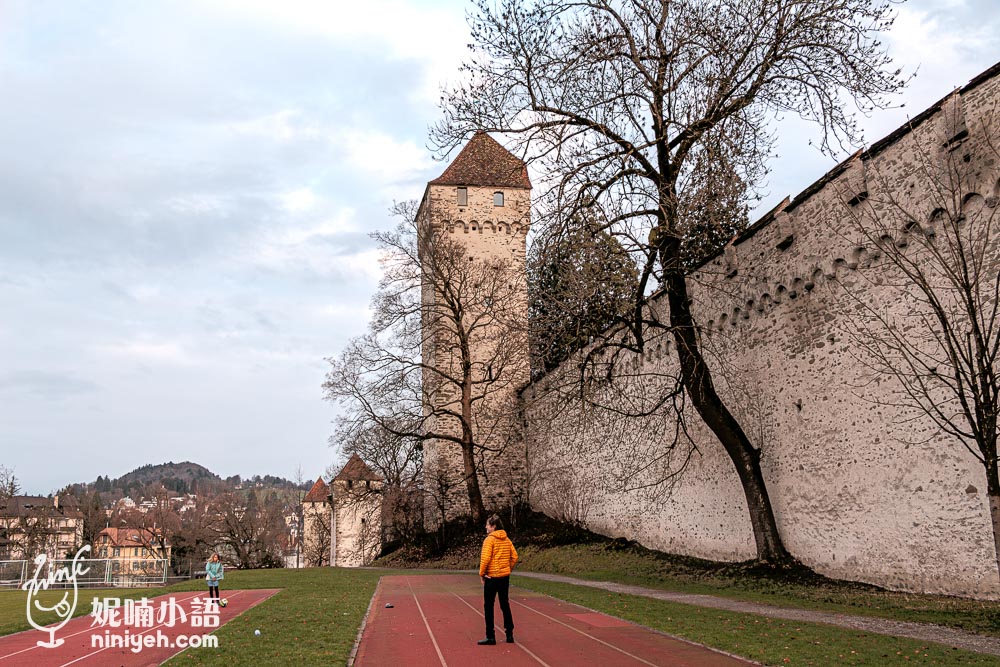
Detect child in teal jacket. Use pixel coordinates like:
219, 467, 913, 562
206, 553, 224, 606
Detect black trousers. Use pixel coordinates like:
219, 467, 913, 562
483, 576, 513, 638
208, 585, 220, 601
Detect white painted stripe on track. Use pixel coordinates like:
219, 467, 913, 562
58, 590, 235, 667
0, 591, 205, 663
448, 591, 551, 667
405, 577, 448, 667
512, 598, 660, 667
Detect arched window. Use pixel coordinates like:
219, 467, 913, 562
494, 191, 504, 207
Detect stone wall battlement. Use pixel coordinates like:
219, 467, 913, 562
675, 72, 1000, 336
443, 219, 530, 235
522, 62, 1000, 599
701, 184, 1000, 334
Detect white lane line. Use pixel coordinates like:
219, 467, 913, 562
0, 591, 205, 662
406, 578, 448, 667
59, 589, 251, 667
58, 590, 217, 667
448, 591, 552, 667
512, 598, 659, 667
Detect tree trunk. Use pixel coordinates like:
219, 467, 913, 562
989, 492, 1000, 584
663, 266, 792, 564
461, 440, 487, 524
985, 451, 1000, 583
457, 330, 488, 525
461, 383, 488, 524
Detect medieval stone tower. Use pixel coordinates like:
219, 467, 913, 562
416, 132, 531, 524
301, 454, 383, 567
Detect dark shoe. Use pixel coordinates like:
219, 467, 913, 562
477, 637, 496, 645
505, 631, 514, 644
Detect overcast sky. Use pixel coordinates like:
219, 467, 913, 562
1, 0, 998, 495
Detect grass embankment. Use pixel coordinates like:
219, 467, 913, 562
519, 543, 1000, 637
0, 586, 159, 636
517, 578, 1000, 666
163, 568, 384, 665
378, 512, 1000, 637
3, 562, 998, 666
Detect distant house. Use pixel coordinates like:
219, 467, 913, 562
0, 495, 83, 560
97, 527, 170, 568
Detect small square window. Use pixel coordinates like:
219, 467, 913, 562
494, 191, 504, 207
457, 188, 468, 206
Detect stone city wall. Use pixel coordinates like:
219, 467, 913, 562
524, 65, 1000, 598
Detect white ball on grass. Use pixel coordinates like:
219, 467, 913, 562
254, 629, 261, 636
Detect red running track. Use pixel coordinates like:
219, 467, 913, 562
0, 588, 279, 666
354, 575, 753, 667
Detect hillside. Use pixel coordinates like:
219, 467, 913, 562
118, 461, 218, 488
90, 461, 220, 495
83, 462, 308, 497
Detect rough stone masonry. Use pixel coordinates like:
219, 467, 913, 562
420, 63, 1000, 598
524, 61, 1000, 599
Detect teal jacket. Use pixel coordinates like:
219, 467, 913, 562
206, 561, 224, 582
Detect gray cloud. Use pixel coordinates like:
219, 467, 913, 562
0, 0, 996, 494
0, 371, 99, 399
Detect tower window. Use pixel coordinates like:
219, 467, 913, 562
494, 191, 504, 207
457, 187, 468, 206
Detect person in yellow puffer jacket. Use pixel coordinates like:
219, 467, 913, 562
477, 514, 519, 646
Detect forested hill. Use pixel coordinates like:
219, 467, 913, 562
83, 461, 306, 497
93, 461, 219, 495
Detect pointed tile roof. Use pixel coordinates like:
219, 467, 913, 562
430, 132, 531, 189
303, 477, 329, 503
334, 454, 381, 482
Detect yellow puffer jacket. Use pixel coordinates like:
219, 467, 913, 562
479, 529, 518, 578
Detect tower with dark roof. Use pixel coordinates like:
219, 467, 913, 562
416, 132, 531, 524
330, 454, 383, 567
300, 455, 384, 568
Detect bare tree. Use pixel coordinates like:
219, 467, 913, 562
211, 490, 286, 569
8, 506, 59, 560
172, 499, 216, 576
0, 466, 19, 501
128, 488, 179, 564
324, 203, 529, 524
301, 499, 331, 567
332, 424, 422, 545
330, 482, 384, 566
838, 102, 1000, 579
433, 0, 906, 563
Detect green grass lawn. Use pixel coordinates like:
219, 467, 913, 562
0, 585, 163, 636
516, 543, 1000, 637
3, 566, 999, 666
381, 526, 1000, 638
0, 568, 392, 665
162, 568, 387, 665
516, 577, 1000, 666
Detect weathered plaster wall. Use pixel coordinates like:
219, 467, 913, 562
332, 481, 382, 567
525, 67, 1000, 598
302, 501, 329, 567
